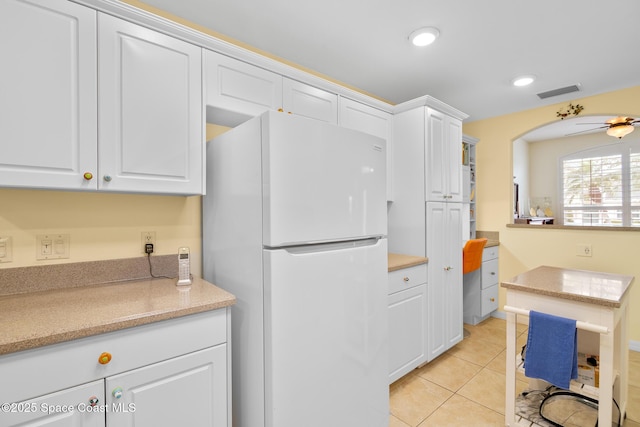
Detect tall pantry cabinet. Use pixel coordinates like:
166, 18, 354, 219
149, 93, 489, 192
389, 98, 468, 362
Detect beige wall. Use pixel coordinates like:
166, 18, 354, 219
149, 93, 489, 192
0, 124, 229, 277
463, 85, 640, 343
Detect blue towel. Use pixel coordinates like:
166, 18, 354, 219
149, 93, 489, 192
524, 310, 577, 390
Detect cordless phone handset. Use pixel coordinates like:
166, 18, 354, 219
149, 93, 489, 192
177, 247, 192, 286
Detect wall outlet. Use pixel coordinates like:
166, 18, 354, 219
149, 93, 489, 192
141, 231, 156, 254
576, 244, 592, 257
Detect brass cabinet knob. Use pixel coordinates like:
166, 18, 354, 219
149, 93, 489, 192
98, 352, 112, 365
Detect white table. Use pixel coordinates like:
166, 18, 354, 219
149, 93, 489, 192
501, 266, 633, 427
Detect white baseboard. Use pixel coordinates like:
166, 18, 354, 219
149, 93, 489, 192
491, 312, 640, 352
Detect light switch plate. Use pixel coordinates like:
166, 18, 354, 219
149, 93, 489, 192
36, 234, 70, 260
0, 236, 12, 263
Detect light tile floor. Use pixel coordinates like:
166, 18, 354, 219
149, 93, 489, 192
389, 317, 640, 427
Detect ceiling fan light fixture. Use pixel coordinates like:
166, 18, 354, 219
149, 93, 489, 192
409, 27, 440, 47
512, 75, 536, 87
606, 123, 635, 139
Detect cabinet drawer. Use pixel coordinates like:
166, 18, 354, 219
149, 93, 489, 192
388, 264, 427, 295
481, 285, 499, 316
483, 245, 498, 261
481, 258, 499, 289
0, 309, 228, 404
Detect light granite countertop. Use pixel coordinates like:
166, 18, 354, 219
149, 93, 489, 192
388, 253, 428, 272
500, 265, 633, 308
484, 239, 500, 248
0, 277, 236, 356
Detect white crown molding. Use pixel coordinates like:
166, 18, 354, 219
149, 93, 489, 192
394, 95, 469, 120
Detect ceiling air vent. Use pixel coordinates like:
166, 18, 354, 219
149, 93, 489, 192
537, 85, 581, 99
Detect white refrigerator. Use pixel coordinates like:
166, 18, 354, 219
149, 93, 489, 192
202, 111, 389, 427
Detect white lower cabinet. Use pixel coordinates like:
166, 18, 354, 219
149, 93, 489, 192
463, 245, 499, 325
0, 310, 230, 427
105, 346, 227, 427
1, 380, 105, 427
388, 264, 428, 383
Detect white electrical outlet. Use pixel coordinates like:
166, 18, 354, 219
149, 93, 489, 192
141, 231, 156, 253
576, 244, 592, 257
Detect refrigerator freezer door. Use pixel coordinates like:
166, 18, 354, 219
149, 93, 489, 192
263, 238, 389, 427
262, 111, 387, 247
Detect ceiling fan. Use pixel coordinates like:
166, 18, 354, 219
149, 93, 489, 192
568, 116, 640, 139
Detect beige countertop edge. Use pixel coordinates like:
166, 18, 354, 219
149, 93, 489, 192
485, 239, 500, 248
0, 277, 236, 356
500, 265, 633, 308
388, 253, 428, 272
500, 282, 622, 308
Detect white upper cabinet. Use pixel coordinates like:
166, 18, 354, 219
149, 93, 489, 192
0, 0, 98, 190
98, 14, 204, 195
205, 50, 339, 127
205, 50, 283, 127
425, 108, 463, 202
282, 78, 338, 124
0, 1, 204, 195
339, 98, 394, 200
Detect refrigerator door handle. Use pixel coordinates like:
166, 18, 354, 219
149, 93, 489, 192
267, 236, 385, 255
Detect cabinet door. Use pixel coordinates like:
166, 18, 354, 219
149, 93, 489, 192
0, 380, 104, 427
105, 346, 227, 427
443, 203, 464, 346
205, 50, 282, 126
339, 98, 393, 200
388, 284, 427, 383
426, 202, 463, 361
98, 14, 203, 195
282, 78, 337, 124
425, 109, 447, 202
425, 109, 463, 202
446, 116, 463, 202
0, 0, 98, 190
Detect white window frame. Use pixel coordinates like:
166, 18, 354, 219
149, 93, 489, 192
559, 140, 640, 227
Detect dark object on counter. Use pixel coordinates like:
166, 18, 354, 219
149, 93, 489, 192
515, 217, 554, 225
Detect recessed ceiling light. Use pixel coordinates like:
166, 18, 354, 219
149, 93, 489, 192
409, 27, 440, 47
512, 75, 536, 87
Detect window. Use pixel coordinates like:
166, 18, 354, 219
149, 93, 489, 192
561, 142, 640, 227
